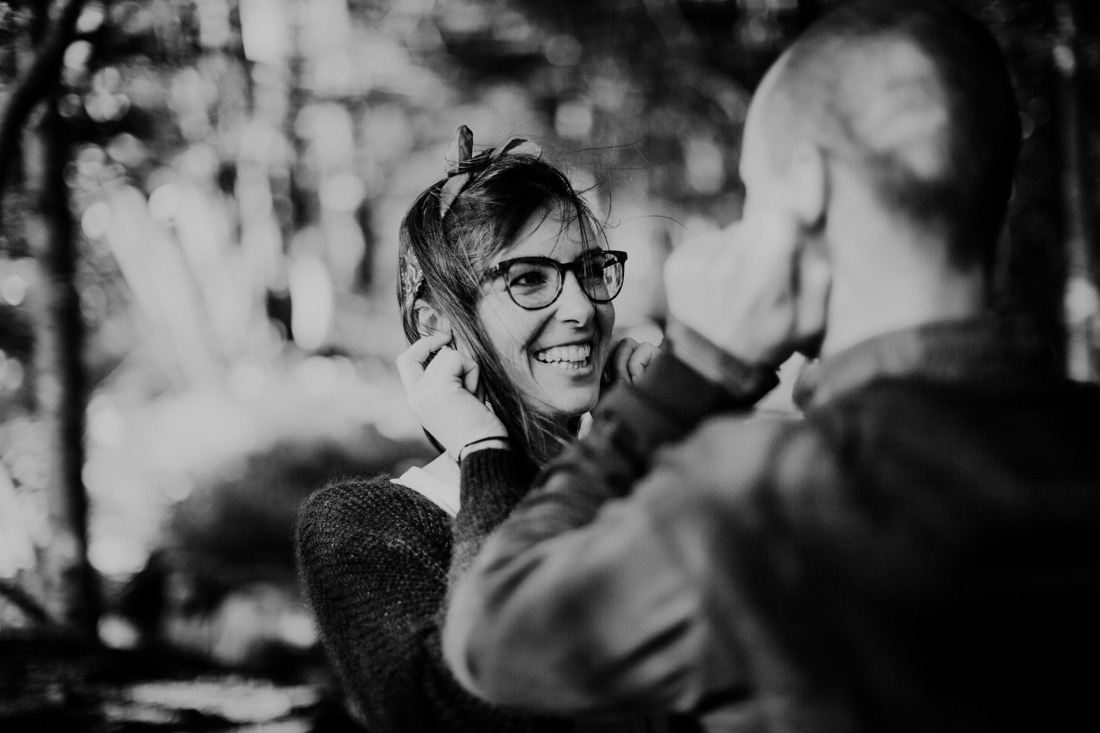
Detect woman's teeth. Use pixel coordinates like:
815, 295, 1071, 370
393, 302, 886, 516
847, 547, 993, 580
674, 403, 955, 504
534, 344, 591, 369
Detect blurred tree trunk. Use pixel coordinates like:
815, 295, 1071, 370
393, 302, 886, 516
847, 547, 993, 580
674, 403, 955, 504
960, 0, 1072, 369
1055, 0, 1100, 381
0, 0, 97, 635
28, 95, 99, 637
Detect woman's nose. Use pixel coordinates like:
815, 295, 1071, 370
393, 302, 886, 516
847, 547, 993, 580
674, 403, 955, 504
554, 271, 595, 325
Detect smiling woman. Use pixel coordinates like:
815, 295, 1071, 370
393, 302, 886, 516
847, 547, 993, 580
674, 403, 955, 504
294, 127, 666, 733
392, 131, 629, 466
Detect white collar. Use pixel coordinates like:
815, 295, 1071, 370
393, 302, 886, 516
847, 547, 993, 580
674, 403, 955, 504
391, 464, 460, 517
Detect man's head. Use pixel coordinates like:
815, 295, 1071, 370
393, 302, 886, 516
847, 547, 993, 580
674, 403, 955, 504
735, 0, 1021, 357
744, 0, 1020, 270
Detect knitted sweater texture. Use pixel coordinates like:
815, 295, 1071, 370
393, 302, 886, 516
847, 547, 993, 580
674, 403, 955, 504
295, 450, 569, 733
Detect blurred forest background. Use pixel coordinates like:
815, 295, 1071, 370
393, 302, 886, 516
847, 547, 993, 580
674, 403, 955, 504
1, 0, 1098, 730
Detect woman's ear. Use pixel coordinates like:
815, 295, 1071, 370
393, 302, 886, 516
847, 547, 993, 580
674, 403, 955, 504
414, 299, 452, 340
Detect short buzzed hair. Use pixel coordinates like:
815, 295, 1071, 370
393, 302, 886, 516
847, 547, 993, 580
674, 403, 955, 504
764, 0, 1021, 271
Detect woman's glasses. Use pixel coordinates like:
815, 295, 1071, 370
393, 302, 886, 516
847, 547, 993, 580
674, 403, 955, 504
483, 250, 628, 310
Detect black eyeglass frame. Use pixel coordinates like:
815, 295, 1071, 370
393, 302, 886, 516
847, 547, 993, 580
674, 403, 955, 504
482, 250, 629, 311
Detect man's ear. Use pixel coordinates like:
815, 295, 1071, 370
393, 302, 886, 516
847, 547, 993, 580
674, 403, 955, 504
414, 299, 452, 340
784, 142, 828, 229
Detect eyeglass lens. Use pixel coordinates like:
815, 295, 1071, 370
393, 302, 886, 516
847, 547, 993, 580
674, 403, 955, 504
504, 252, 624, 308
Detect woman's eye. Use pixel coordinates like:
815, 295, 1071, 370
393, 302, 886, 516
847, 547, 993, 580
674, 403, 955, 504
509, 267, 551, 288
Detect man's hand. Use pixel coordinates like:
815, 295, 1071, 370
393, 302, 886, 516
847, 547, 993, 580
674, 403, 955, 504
396, 332, 508, 458
664, 210, 830, 369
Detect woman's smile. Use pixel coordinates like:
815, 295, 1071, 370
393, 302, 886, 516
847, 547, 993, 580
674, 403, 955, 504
533, 342, 593, 370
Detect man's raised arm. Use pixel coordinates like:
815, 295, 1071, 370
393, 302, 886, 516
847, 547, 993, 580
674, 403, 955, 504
442, 321, 779, 714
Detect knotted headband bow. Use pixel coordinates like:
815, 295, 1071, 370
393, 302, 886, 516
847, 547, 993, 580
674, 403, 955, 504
437, 124, 543, 220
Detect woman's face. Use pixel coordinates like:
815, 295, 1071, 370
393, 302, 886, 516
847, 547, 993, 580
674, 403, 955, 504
477, 208, 615, 419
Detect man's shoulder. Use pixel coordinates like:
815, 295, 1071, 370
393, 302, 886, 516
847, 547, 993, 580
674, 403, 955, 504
814, 373, 1100, 443
799, 375, 1100, 524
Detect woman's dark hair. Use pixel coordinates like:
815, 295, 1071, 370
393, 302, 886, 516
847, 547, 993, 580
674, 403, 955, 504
397, 139, 604, 466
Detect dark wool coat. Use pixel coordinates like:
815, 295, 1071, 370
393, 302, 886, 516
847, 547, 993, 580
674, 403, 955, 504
446, 317, 1100, 733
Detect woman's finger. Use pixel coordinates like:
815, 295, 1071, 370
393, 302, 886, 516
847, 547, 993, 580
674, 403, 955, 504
462, 360, 481, 396
613, 338, 637, 383
421, 345, 461, 381
627, 342, 656, 383
421, 347, 482, 399
602, 339, 625, 384
396, 331, 452, 391
414, 331, 453, 364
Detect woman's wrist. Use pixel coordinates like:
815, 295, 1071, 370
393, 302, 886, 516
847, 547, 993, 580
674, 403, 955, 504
456, 436, 511, 464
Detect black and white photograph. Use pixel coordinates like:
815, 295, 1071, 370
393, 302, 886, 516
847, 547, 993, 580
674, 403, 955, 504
1, 0, 1098, 730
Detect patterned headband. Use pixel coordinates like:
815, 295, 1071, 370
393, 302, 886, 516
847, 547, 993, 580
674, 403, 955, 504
438, 124, 543, 220
400, 125, 543, 323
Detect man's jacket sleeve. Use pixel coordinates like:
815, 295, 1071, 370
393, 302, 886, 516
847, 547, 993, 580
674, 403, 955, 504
442, 345, 780, 715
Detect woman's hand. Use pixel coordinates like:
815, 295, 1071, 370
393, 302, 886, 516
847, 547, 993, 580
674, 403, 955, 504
396, 332, 508, 459
604, 337, 657, 386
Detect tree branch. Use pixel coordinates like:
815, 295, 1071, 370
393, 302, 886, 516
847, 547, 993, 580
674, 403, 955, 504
0, 0, 88, 231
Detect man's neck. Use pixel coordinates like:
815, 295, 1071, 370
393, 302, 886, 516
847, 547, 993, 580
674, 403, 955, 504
819, 240, 989, 359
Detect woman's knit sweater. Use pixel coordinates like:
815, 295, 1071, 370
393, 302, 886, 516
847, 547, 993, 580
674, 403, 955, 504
295, 449, 570, 733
